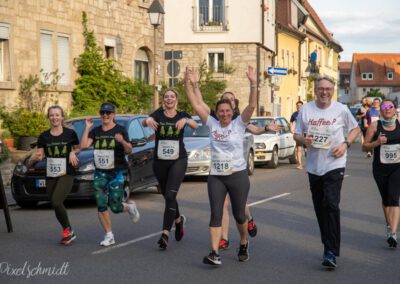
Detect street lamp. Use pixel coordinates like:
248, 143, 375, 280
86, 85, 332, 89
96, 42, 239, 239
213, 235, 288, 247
148, 0, 165, 110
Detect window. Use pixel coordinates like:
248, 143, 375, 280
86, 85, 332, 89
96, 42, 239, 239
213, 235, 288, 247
0, 24, 11, 82
199, 0, 224, 25
208, 52, 224, 73
387, 72, 394, 80
134, 48, 149, 83
57, 34, 70, 86
128, 119, 145, 141
361, 73, 373, 80
40, 31, 53, 83
104, 38, 116, 59
40, 30, 71, 85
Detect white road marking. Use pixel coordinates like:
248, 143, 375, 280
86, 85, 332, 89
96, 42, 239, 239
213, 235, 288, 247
92, 192, 291, 255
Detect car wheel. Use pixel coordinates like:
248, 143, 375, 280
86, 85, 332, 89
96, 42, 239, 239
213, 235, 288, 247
247, 150, 255, 176
16, 200, 38, 208
289, 148, 298, 164
268, 146, 279, 169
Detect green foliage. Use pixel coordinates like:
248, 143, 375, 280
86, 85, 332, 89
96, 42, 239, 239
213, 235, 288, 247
0, 108, 49, 137
365, 88, 386, 99
0, 144, 9, 164
71, 11, 153, 116
164, 61, 225, 113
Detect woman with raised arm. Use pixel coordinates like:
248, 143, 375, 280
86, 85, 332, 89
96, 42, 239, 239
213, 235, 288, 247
363, 99, 400, 248
142, 89, 198, 250
184, 66, 260, 266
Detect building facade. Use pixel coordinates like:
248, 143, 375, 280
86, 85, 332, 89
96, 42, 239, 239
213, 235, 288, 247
164, 0, 276, 115
0, 0, 164, 113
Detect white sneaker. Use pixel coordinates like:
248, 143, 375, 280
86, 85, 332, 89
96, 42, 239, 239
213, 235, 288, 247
100, 235, 115, 247
128, 201, 140, 223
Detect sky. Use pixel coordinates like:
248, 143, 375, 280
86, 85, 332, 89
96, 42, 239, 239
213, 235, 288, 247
307, 0, 400, 62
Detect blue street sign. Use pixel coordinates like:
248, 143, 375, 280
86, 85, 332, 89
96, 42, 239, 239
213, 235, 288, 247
267, 66, 288, 76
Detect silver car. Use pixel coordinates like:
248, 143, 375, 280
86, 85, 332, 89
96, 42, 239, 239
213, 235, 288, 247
184, 116, 255, 176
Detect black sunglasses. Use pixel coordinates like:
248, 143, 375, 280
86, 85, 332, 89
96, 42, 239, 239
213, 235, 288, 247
100, 111, 113, 115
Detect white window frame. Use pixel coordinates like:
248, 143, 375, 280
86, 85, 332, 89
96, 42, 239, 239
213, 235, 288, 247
368, 73, 373, 80
387, 72, 394, 80
40, 30, 54, 83
57, 33, 70, 86
207, 48, 225, 73
198, 0, 225, 26
361, 72, 373, 80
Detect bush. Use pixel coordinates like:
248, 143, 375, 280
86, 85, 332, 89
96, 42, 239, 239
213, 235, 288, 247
0, 108, 48, 137
0, 144, 9, 164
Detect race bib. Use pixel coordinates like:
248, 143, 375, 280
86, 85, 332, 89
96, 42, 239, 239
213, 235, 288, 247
46, 158, 67, 178
94, 149, 115, 169
210, 153, 232, 176
371, 117, 379, 123
380, 144, 400, 164
308, 125, 333, 149
157, 140, 179, 160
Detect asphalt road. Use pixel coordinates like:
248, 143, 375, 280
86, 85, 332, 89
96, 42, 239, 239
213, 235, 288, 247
1, 143, 400, 283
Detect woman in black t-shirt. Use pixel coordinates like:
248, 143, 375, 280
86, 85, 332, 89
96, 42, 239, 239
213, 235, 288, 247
143, 89, 198, 250
80, 103, 140, 247
363, 99, 400, 248
36, 105, 80, 245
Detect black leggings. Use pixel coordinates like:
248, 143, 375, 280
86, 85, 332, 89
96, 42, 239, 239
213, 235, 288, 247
207, 170, 250, 227
46, 175, 74, 229
373, 167, 400, 207
153, 158, 188, 231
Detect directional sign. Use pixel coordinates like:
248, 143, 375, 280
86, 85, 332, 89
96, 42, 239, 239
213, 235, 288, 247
267, 67, 288, 76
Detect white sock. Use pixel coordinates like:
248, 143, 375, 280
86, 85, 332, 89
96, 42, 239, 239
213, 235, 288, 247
105, 232, 114, 238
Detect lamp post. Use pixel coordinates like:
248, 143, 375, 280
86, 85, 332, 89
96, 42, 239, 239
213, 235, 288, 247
148, 0, 165, 110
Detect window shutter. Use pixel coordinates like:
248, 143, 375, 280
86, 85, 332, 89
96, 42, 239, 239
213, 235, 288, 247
0, 25, 9, 39
57, 35, 70, 85
40, 32, 53, 83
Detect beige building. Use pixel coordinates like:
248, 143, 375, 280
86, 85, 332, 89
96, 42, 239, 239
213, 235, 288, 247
0, 0, 164, 113
164, 0, 276, 115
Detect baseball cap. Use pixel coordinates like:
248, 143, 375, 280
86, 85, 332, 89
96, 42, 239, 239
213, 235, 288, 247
100, 102, 116, 113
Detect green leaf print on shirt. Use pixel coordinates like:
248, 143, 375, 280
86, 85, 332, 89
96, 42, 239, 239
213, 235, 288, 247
160, 126, 165, 137
167, 126, 173, 137
47, 147, 53, 157
95, 140, 100, 149
109, 139, 115, 149
54, 146, 60, 157
101, 139, 108, 149
175, 128, 180, 136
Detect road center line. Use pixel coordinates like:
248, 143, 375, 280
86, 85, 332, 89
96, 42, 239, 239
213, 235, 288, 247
92, 192, 291, 255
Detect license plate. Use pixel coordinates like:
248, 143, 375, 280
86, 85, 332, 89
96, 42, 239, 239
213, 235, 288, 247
35, 179, 46, 188
257, 156, 265, 160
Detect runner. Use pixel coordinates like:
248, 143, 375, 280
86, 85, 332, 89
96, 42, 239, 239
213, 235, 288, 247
184, 65, 260, 266
80, 102, 140, 246
142, 88, 198, 250
362, 99, 400, 248
290, 101, 305, 169
365, 98, 381, 157
36, 105, 80, 245
294, 77, 360, 269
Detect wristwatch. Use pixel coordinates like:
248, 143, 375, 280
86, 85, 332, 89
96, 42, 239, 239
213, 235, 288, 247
343, 141, 350, 148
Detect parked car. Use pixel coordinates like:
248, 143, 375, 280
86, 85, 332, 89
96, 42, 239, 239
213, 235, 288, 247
184, 116, 255, 176
250, 116, 297, 168
11, 115, 159, 208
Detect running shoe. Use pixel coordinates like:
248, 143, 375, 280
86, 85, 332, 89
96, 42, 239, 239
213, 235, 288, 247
238, 241, 250, 262
203, 251, 222, 266
248, 218, 258, 238
322, 249, 337, 268
100, 234, 115, 247
158, 233, 168, 250
60, 227, 76, 245
387, 233, 397, 249
386, 224, 392, 239
219, 238, 230, 250
175, 215, 186, 241
127, 201, 140, 223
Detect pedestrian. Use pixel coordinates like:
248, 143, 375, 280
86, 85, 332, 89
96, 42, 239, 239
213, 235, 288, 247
184, 65, 270, 266
290, 101, 305, 169
356, 97, 370, 144
80, 102, 140, 246
362, 99, 400, 248
142, 88, 198, 250
36, 105, 80, 245
294, 77, 360, 268
365, 98, 381, 157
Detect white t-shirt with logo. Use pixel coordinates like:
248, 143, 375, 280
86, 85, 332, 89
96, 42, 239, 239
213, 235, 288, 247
207, 115, 247, 173
294, 101, 358, 176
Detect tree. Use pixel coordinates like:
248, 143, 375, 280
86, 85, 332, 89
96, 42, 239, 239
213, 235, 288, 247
71, 12, 153, 116
365, 88, 385, 100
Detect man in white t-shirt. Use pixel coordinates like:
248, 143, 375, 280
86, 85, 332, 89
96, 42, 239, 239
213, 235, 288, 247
294, 77, 360, 269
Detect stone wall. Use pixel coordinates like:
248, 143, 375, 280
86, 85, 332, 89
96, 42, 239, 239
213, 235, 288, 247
0, 0, 165, 112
